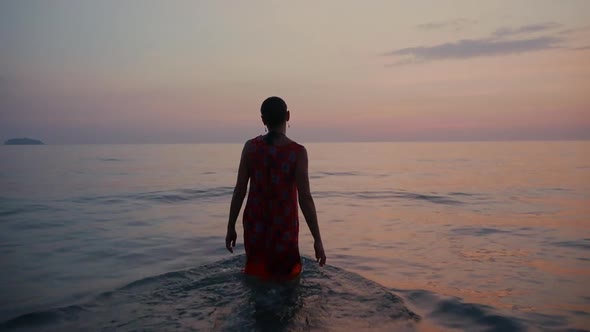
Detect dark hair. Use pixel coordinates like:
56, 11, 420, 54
261, 96, 287, 128
261, 96, 287, 145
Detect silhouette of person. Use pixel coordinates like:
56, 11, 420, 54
226, 96, 326, 279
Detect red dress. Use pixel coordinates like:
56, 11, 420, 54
242, 135, 303, 280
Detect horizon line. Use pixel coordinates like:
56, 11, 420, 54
3, 138, 590, 145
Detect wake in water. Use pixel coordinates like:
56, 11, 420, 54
1, 256, 419, 331
2, 257, 581, 331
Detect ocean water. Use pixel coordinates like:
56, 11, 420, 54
0, 141, 588, 331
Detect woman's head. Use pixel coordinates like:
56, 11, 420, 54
261, 96, 289, 129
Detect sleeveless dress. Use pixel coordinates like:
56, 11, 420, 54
242, 135, 304, 280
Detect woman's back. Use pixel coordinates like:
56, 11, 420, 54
246, 135, 301, 199
242, 135, 304, 279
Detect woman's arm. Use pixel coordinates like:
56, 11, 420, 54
295, 147, 326, 266
226, 142, 250, 253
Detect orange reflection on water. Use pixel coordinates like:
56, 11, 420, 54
529, 260, 590, 277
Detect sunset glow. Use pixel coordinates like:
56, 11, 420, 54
1, 1, 589, 143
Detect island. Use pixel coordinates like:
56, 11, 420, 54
4, 138, 44, 145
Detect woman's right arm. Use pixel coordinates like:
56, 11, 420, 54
295, 147, 326, 266
225, 141, 250, 253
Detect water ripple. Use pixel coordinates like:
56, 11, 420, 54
70, 187, 487, 207
310, 171, 361, 179
0, 201, 57, 218
397, 289, 578, 332
1, 257, 419, 331
315, 190, 468, 205
73, 186, 234, 205
451, 227, 511, 236
551, 239, 590, 251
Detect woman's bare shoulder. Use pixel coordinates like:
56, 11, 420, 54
245, 136, 263, 147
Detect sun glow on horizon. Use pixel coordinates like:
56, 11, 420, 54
1, 0, 589, 143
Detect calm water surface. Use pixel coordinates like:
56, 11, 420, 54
0, 141, 589, 331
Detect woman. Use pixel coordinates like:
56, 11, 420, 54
225, 96, 326, 280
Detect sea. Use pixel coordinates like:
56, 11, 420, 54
0, 141, 588, 331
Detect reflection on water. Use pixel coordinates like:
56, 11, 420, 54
0, 141, 589, 330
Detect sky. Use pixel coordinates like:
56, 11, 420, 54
1, 0, 589, 143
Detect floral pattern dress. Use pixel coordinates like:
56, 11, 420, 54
242, 135, 304, 280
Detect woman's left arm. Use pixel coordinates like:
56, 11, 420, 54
225, 142, 250, 253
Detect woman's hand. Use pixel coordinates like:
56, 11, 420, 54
225, 227, 237, 253
314, 241, 326, 266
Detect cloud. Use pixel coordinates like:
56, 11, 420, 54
385, 22, 568, 65
573, 45, 590, 50
493, 22, 562, 37
417, 18, 477, 31
385, 36, 562, 64
559, 25, 590, 35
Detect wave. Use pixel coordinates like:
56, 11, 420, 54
551, 239, 590, 251
134, 187, 234, 203
1, 256, 419, 331
73, 186, 235, 205
0, 205, 55, 218
400, 289, 565, 332
314, 189, 478, 205
0, 198, 57, 218
2, 256, 581, 331
450, 227, 512, 237
310, 171, 361, 179
71, 187, 482, 207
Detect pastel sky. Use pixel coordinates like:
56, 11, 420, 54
1, 0, 589, 143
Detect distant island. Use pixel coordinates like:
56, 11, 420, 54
4, 138, 44, 145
